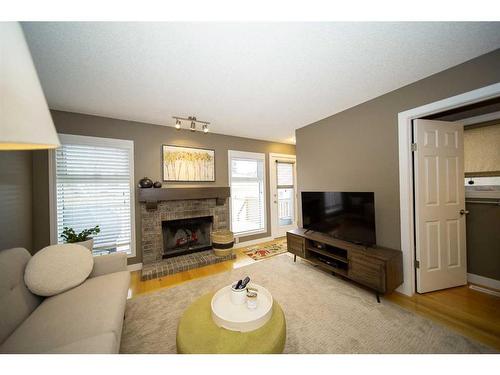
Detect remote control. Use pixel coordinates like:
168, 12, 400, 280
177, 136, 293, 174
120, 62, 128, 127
234, 279, 243, 289
240, 276, 250, 289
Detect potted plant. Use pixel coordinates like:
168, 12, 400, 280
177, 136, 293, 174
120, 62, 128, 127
61, 225, 100, 251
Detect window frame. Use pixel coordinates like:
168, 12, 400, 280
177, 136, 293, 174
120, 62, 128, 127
228, 150, 267, 237
49, 134, 136, 258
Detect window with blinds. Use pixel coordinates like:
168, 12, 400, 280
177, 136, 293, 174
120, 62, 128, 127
53, 134, 135, 256
228, 150, 266, 235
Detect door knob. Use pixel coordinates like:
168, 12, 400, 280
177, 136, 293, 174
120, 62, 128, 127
460, 209, 469, 215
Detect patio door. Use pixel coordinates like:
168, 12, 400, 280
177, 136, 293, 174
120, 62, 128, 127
270, 154, 297, 238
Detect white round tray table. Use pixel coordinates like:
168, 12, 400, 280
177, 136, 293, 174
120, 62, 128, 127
210, 283, 273, 332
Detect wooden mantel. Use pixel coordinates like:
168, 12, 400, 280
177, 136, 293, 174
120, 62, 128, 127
138, 186, 230, 209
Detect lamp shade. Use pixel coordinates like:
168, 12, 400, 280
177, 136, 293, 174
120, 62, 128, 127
0, 22, 60, 150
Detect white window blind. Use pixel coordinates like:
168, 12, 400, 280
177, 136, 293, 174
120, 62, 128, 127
277, 162, 294, 187
54, 134, 135, 256
276, 161, 295, 226
229, 151, 266, 235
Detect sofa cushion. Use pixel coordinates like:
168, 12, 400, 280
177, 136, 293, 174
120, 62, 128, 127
0, 271, 130, 353
0, 248, 41, 345
89, 252, 128, 278
24, 244, 94, 297
45, 332, 119, 354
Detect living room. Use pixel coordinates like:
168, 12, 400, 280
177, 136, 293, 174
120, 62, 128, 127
1, 1, 499, 373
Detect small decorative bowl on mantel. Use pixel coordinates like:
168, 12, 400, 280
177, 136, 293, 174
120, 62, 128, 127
138, 177, 153, 188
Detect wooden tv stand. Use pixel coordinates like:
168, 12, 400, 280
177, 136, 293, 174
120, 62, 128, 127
287, 228, 403, 302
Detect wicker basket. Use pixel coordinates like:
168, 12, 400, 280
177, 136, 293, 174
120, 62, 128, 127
211, 230, 234, 257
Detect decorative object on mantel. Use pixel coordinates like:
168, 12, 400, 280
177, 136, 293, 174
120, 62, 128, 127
153, 181, 162, 188
173, 115, 210, 133
138, 177, 153, 188
61, 225, 100, 251
162, 145, 215, 182
138, 186, 230, 210
212, 230, 234, 257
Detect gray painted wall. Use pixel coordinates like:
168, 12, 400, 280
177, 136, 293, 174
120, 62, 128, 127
463, 122, 500, 281
0, 151, 33, 252
296, 49, 500, 253
33, 110, 295, 264
465, 200, 500, 281
32, 151, 51, 252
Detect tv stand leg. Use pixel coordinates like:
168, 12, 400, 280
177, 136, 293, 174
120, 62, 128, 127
294, 254, 297, 262
376, 292, 380, 303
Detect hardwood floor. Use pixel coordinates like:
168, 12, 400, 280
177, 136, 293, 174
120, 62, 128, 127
385, 285, 500, 351
128, 238, 500, 351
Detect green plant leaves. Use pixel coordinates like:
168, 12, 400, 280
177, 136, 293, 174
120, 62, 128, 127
61, 225, 100, 243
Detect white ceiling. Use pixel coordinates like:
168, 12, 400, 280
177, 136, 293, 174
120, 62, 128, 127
22, 22, 500, 144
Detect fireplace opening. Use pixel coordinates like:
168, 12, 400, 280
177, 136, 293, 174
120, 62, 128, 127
162, 216, 213, 258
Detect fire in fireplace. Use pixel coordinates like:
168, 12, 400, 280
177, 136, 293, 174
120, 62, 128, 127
162, 216, 213, 258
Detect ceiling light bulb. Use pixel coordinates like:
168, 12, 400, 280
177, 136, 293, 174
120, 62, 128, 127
203, 124, 209, 133
190, 121, 196, 132
175, 119, 181, 130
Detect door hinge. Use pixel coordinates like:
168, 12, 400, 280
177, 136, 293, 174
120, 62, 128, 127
414, 260, 420, 269
411, 143, 417, 152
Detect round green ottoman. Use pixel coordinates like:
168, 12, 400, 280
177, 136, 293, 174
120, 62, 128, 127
176, 292, 286, 354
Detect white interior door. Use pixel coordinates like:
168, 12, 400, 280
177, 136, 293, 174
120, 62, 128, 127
270, 154, 297, 238
414, 119, 467, 293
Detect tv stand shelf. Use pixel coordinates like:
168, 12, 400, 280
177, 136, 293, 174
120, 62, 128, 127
307, 256, 348, 277
306, 246, 348, 264
287, 228, 403, 301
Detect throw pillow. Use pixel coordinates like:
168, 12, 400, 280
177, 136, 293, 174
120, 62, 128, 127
24, 244, 94, 296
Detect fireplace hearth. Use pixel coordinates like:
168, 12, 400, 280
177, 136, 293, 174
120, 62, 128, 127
162, 216, 213, 258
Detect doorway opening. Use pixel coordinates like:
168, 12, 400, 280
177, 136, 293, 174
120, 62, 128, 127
394, 84, 500, 348
420, 109, 500, 292
410, 113, 500, 294
398, 82, 500, 296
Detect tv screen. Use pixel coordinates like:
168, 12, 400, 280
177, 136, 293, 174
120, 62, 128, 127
301, 192, 376, 246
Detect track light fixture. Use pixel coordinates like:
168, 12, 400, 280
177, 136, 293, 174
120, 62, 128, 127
172, 116, 210, 133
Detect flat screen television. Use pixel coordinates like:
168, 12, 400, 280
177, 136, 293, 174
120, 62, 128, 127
301, 192, 376, 246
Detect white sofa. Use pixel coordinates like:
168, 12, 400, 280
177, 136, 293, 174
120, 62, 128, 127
0, 247, 130, 353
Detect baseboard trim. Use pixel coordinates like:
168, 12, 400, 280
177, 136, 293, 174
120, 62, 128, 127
469, 284, 500, 297
467, 273, 500, 291
233, 236, 274, 249
128, 263, 143, 272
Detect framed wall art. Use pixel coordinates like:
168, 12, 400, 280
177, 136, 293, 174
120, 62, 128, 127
162, 145, 215, 182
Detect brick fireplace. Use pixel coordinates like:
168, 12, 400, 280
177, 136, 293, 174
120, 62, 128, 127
139, 187, 230, 265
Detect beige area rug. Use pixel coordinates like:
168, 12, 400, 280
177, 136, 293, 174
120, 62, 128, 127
120, 254, 495, 354
242, 239, 288, 260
